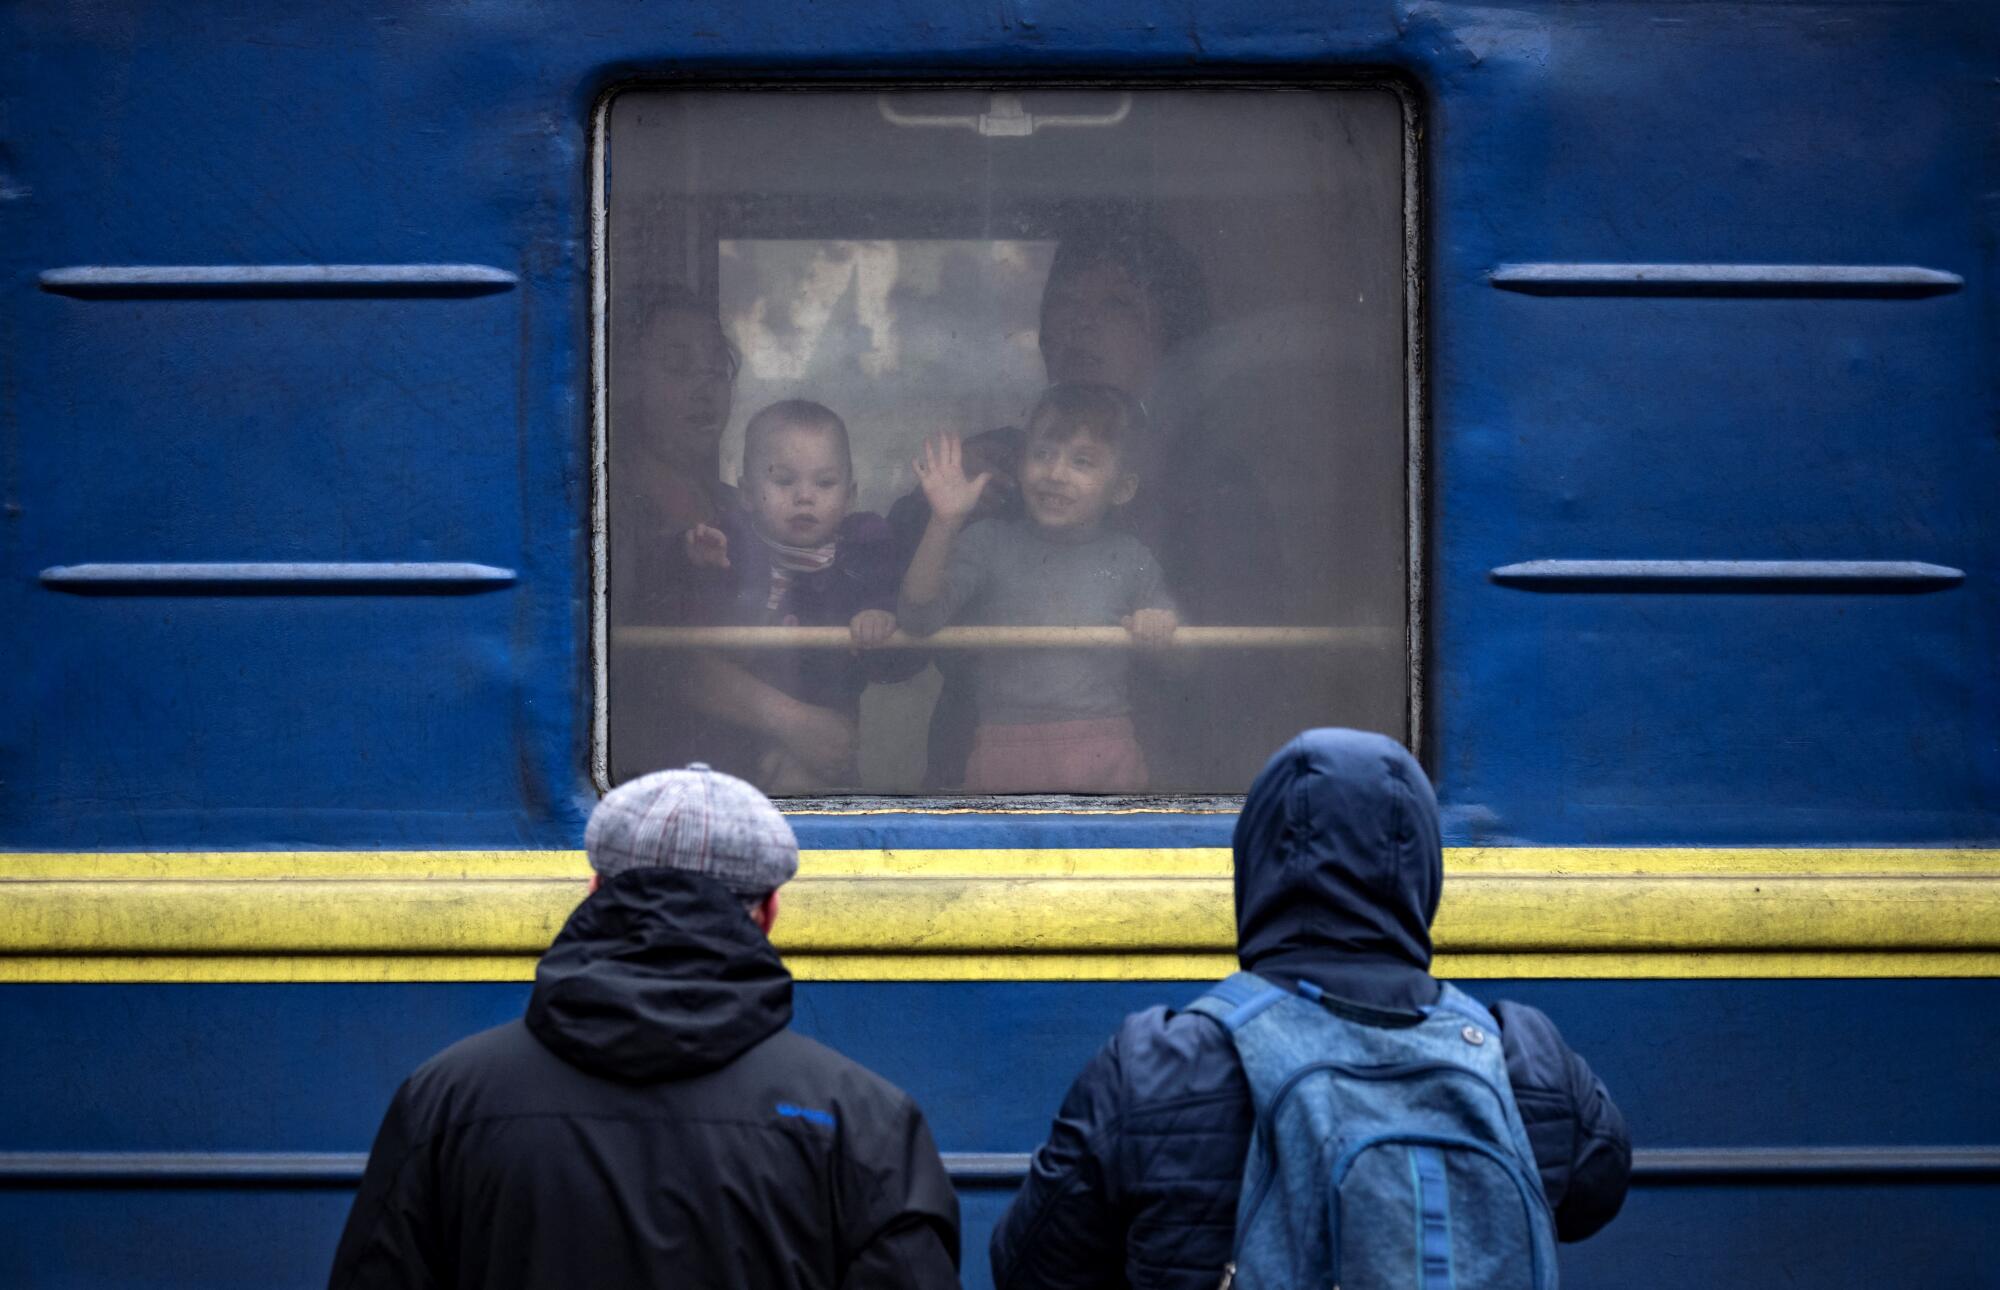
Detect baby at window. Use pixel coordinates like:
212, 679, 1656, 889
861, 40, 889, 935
680, 399, 916, 791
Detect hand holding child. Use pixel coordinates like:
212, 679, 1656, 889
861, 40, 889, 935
849, 609, 898, 650
774, 700, 858, 783
758, 746, 831, 795
1123, 608, 1180, 648
913, 433, 991, 529
684, 522, 731, 569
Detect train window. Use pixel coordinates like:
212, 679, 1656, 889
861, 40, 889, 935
597, 85, 1414, 798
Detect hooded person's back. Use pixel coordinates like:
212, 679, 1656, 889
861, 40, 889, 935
329, 867, 961, 1290
991, 729, 1630, 1290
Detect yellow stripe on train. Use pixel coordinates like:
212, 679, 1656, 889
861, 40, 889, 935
1, 849, 1996, 981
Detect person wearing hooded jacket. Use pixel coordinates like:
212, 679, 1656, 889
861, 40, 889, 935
990, 729, 1630, 1290
328, 764, 961, 1290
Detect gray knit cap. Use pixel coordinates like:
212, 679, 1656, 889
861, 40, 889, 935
586, 764, 799, 896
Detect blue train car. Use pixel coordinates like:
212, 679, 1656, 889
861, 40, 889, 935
3, 2, 1997, 1286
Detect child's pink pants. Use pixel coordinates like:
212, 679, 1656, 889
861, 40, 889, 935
962, 717, 1149, 794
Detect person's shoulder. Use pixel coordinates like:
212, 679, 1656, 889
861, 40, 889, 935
1488, 998, 1583, 1092
1097, 526, 1163, 568
838, 510, 893, 546
716, 501, 758, 546
749, 1030, 944, 1174
886, 487, 928, 525
757, 1028, 924, 1122
1104, 528, 1157, 557
396, 1019, 551, 1117
833, 511, 899, 573
950, 515, 1011, 558
1097, 1000, 1246, 1109
412, 1018, 541, 1076
1488, 994, 1622, 1129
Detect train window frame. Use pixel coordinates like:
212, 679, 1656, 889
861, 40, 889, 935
587, 77, 1428, 807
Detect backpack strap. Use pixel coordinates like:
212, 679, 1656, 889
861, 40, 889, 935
1184, 971, 1291, 1032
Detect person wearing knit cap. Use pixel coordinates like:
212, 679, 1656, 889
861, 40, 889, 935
330, 765, 961, 1290
583, 760, 801, 912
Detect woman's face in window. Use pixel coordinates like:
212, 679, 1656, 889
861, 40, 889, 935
1039, 259, 1161, 397
647, 309, 737, 469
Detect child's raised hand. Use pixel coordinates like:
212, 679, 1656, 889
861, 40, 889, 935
1123, 608, 1180, 648
913, 432, 991, 528
684, 522, 730, 569
849, 609, 898, 650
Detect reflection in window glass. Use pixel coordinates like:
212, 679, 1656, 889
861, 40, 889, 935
604, 87, 1410, 797
719, 240, 1054, 518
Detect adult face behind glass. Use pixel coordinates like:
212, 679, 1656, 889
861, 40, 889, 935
1038, 256, 1163, 397
1037, 226, 1211, 402
640, 302, 738, 480
611, 295, 742, 543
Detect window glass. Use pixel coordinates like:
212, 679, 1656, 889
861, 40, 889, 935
603, 86, 1410, 797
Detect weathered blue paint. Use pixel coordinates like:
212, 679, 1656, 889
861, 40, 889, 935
3, 1180, 1982, 1290
2, 2, 1997, 1288
0, 981, 1996, 1288
2, 0, 1994, 846
10, 980, 1993, 1166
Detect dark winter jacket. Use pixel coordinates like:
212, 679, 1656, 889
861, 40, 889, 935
328, 869, 961, 1290
687, 506, 922, 711
990, 730, 1630, 1290
671, 506, 924, 781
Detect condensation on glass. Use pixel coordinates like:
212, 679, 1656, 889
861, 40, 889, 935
602, 86, 1411, 798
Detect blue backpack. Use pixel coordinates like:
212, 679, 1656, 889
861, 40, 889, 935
1187, 972, 1559, 1290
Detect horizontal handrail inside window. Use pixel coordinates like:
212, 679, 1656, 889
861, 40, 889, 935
614, 625, 1394, 649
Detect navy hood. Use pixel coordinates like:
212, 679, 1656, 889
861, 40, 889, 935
1232, 728, 1443, 1012
526, 867, 792, 1082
